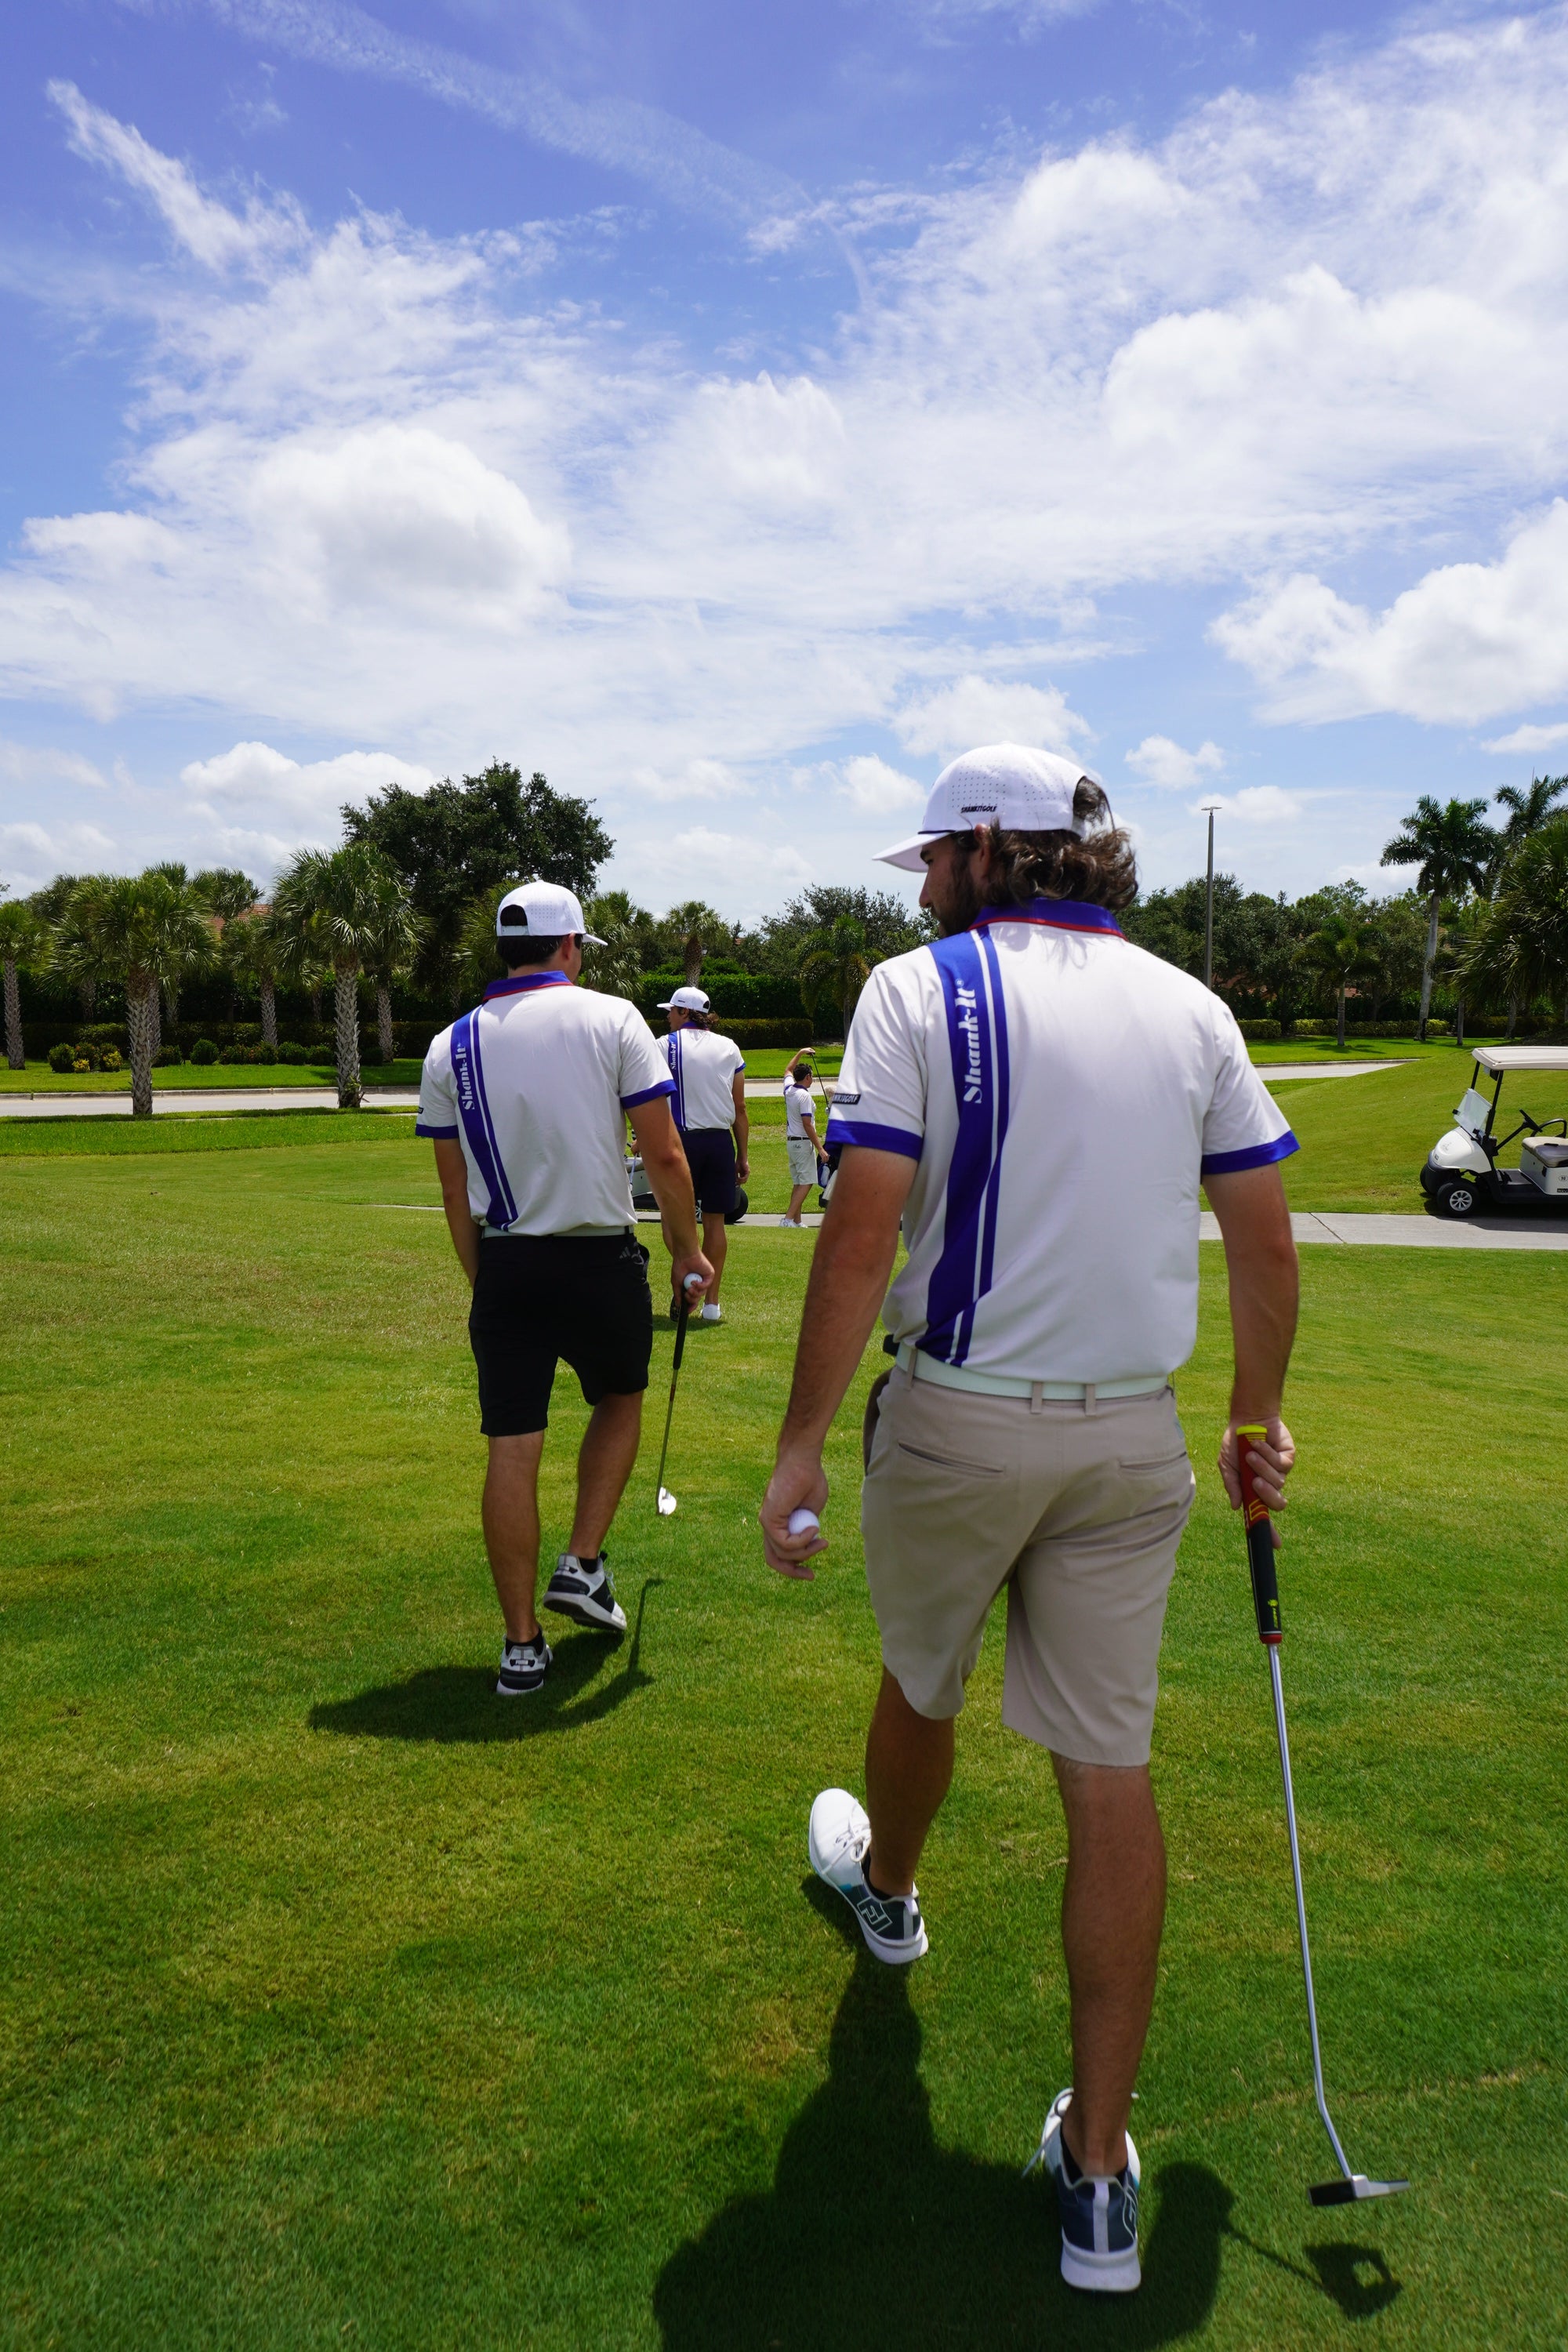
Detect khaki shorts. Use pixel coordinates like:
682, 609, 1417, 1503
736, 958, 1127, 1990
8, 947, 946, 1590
786, 1137, 818, 1185
859, 1366, 1196, 1766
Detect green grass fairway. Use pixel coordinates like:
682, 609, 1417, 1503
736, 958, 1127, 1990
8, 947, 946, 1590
2, 1127, 1564, 2349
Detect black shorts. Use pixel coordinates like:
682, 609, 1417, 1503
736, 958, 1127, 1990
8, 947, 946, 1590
681, 1127, 737, 1217
468, 1232, 653, 1437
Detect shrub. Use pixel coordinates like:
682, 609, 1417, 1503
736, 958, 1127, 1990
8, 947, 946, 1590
217, 1044, 249, 1064
274, 1041, 310, 1065
101, 1049, 123, 1073
152, 1045, 183, 1067
1236, 1018, 1282, 1040
47, 1042, 76, 1073
190, 1039, 220, 1065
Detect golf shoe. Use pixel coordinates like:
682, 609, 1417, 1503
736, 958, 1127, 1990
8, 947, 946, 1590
543, 1552, 627, 1634
808, 1787, 929, 1965
1027, 2089, 1141, 2294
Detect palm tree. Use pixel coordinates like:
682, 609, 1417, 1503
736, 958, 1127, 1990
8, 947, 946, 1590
57, 873, 214, 1116
1459, 817, 1568, 1035
272, 844, 412, 1108
797, 916, 873, 1033
1301, 911, 1380, 1049
360, 868, 422, 1064
0, 895, 50, 1070
455, 881, 524, 1007
223, 908, 285, 1053
1494, 774, 1568, 852
1381, 797, 1497, 1040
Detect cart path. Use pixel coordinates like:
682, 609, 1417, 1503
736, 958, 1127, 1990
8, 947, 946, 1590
0, 1087, 421, 1118
1200, 1210, 1568, 1250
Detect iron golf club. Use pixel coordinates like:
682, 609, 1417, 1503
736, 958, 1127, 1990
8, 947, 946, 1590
1236, 1424, 1409, 2209
654, 1274, 703, 1515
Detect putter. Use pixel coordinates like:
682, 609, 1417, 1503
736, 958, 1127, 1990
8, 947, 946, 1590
654, 1275, 702, 1515
1236, 1424, 1409, 2209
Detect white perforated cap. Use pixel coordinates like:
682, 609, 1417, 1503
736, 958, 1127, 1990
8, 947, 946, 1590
876, 743, 1104, 872
495, 881, 604, 945
656, 985, 711, 1012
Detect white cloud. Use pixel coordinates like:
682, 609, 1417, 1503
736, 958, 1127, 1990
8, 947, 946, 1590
0, 818, 118, 890
893, 677, 1092, 758
836, 754, 927, 817
626, 758, 748, 804
1212, 503, 1568, 724
10, 14, 1568, 851
1125, 735, 1224, 789
180, 742, 439, 823
1200, 786, 1303, 825
1481, 720, 1568, 755
48, 79, 304, 270
626, 825, 815, 906
0, 740, 109, 790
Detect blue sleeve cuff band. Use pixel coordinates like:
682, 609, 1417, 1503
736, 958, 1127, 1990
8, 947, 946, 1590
416, 1120, 459, 1139
621, 1079, 678, 1109
826, 1118, 923, 1160
1201, 1131, 1299, 1176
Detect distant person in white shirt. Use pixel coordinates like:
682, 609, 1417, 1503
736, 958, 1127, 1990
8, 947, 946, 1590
760, 744, 1300, 2298
781, 1058, 823, 1226
419, 883, 712, 1700
656, 985, 748, 1324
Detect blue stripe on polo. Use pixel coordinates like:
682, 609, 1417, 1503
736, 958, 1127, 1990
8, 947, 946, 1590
824, 1117, 922, 1159
622, 1079, 677, 1109
1201, 1131, 1300, 1175
416, 1120, 459, 1139
974, 896, 1124, 936
924, 928, 1003, 1366
482, 972, 572, 1000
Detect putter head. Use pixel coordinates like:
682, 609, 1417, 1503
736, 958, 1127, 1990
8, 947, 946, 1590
1308, 2176, 1409, 2206
657, 1486, 677, 1516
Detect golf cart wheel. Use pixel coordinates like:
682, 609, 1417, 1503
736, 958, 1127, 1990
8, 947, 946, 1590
731, 1186, 748, 1223
1435, 1178, 1478, 1218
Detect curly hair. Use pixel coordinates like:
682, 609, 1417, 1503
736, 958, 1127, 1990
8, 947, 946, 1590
972, 780, 1138, 913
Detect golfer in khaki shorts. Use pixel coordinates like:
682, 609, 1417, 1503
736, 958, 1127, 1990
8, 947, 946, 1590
760, 743, 1301, 2297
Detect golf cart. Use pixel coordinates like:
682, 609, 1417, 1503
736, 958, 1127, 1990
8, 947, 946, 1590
626, 1152, 748, 1222
1421, 1046, 1568, 1220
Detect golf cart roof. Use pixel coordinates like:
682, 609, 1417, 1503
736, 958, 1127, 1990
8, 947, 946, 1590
1471, 1046, 1568, 1074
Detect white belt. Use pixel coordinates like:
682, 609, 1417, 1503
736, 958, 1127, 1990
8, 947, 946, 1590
895, 1342, 1168, 1404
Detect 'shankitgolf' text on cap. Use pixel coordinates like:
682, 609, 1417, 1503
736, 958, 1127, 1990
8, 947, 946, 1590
656, 985, 712, 1012
495, 881, 604, 944
876, 743, 1104, 873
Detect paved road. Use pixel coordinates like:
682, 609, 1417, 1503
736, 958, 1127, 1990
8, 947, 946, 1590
0, 1087, 421, 1119
1200, 1209, 1568, 1250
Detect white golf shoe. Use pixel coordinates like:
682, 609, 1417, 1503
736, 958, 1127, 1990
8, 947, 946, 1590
1026, 2089, 1142, 2294
808, 1787, 928, 1965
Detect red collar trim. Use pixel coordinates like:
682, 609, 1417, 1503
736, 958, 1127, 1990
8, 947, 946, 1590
974, 897, 1123, 938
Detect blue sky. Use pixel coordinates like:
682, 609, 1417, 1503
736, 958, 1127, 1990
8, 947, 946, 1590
4, 0, 1568, 917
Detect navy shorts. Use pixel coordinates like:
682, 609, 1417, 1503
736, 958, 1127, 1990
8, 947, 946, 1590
468, 1232, 653, 1437
681, 1126, 738, 1217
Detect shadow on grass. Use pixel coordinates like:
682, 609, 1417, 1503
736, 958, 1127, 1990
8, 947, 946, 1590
307, 1578, 659, 1744
654, 1923, 1228, 2351
1223, 2219, 1402, 2321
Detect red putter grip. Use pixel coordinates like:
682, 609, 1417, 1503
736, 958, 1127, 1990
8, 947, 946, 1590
1236, 1422, 1283, 1646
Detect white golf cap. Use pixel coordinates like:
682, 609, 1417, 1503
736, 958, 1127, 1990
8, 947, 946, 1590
656, 984, 711, 1012
495, 880, 604, 944
876, 742, 1104, 872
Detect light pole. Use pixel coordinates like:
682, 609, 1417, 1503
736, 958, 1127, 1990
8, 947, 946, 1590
1199, 797, 1223, 992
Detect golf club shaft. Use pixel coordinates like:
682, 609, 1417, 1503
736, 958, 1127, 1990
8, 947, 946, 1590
1268, 1642, 1353, 2184
1237, 1422, 1353, 2188
653, 1279, 698, 1499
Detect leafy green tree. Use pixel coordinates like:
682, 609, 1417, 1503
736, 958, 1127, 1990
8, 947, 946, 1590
57, 873, 214, 1116
223, 909, 285, 1052
582, 895, 655, 1004
797, 916, 873, 1031
192, 868, 260, 920
32, 874, 100, 1018
1300, 910, 1380, 1048
272, 844, 413, 1108
1381, 796, 1497, 1040
758, 887, 928, 978
1460, 817, 1568, 1034
342, 763, 612, 1005
0, 895, 51, 1069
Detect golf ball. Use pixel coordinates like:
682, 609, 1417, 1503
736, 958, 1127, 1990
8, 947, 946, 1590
787, 1508, 821, 1537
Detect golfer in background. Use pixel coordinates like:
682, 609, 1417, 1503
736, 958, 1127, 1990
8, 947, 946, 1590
656, 985, 748, 1324
419, 883, 711, 1698
760, 745, 1299, 2297
780, 1058, 822, 1227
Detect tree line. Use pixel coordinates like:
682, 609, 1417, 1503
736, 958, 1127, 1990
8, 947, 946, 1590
4, 761, 1566, 1116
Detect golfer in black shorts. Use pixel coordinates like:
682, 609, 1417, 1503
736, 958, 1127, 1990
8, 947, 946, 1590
656, 985, 749, 1325
419, 883, 712, 1696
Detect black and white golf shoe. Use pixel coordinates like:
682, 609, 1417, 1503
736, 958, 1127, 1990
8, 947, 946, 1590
542, 1552, 627, 1635
808, 1786, 929, 1965
1026, 2089, 1142, 2294
496, 1632, 552, 1697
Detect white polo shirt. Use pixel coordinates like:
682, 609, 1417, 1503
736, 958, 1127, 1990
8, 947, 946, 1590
825, 898, 1298, 1383
417, 974, 675, 1235
784, 1083, 816, 1139
659, 1024, 745, 1133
